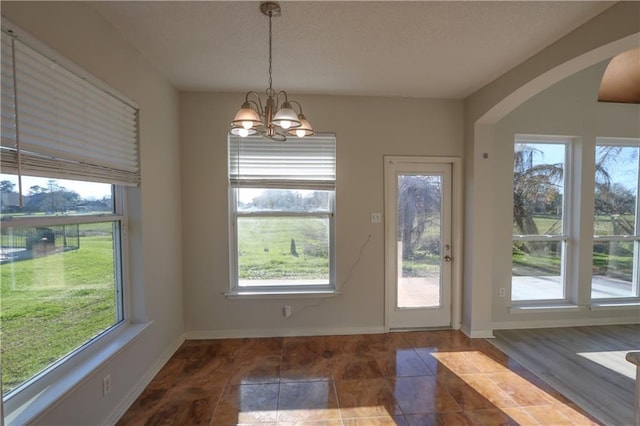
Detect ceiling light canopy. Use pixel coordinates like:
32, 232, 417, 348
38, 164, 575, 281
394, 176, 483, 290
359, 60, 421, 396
230, 1, 314, 141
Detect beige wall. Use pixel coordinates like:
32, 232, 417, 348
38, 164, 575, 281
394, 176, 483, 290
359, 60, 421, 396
180, 92, 463, 336
1, 2, 183, 424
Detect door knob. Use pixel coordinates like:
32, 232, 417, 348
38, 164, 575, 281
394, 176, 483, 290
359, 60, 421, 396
444, 255, 452, 263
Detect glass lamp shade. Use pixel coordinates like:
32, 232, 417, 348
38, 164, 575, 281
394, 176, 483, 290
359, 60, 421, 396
272, 104, 301, 129
288, 115, 314, 137
230, 125, 258, 137
231, 103, 262, 130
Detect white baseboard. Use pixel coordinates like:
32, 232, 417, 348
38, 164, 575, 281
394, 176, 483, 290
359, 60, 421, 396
492, 316, 640, 331
185, 326, 386, 340
103, 332, 186, 425
460, 325, 495, 339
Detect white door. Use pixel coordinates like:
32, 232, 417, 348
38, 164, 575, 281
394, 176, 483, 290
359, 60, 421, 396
385, 157, 453, 330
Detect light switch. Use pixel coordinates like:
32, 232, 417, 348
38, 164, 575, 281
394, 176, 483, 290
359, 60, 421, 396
370, 212, 382, 223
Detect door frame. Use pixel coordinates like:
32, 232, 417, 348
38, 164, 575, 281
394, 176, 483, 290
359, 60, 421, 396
384, 156, 463, 332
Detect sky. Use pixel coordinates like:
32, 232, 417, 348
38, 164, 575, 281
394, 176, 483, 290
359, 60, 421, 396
522, 142, 639, 192
0, 174, 111, 200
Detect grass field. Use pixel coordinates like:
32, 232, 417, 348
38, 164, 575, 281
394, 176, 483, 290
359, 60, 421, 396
0, 223, 118, 395
513, 215, 635, 279
237, 216, 329, 282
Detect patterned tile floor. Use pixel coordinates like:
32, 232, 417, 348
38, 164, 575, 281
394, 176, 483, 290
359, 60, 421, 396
118, 331, 601, 425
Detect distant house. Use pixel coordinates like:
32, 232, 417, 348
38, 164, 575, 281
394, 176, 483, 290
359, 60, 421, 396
0, 192, 20, 213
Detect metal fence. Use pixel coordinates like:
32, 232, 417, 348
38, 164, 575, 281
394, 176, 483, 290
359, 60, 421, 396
1, 224, 80, 252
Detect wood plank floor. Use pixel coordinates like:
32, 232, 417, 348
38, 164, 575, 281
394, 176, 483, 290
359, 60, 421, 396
492, 324, 640, 426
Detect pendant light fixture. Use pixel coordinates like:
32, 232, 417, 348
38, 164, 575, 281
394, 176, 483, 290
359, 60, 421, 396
230, 1, 314, 141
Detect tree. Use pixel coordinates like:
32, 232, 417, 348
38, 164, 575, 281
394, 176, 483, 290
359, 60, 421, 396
29, 185, 46, 195
513, 146, 564, 236
0, 180, 15, 193
251, 190, 302, 210
397, 175, 441, 259
513, 144, 626, 257
23, 180, 80, 213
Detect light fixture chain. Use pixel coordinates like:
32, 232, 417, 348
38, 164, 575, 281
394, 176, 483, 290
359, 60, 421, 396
231, 2, 314, 140
268, 10, 273, 95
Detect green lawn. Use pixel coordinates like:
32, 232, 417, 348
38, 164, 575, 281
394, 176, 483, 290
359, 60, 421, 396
1, 226, 118, 395
237, 216, 329, 281
513, 214, 635, 236
512, 215, 635, 278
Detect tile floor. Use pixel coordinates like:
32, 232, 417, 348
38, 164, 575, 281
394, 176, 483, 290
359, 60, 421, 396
118, 331, 601, 425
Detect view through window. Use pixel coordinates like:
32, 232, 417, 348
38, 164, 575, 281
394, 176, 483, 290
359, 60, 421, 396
592, 141, 639, 299
228, 134, 336, 293
512, 137, 640, 303
0, 175, 123, 396
512, 141, 567, 301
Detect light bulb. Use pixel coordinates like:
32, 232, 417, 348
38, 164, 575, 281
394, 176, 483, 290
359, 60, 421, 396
238, 128, 249, 137
242, 121, 254, 129
296, 129, 306, 137
280, 120, 291, 129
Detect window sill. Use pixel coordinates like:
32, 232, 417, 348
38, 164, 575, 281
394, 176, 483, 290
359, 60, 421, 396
4, 321, 152, 426
590, 302, 640, 311
225, 290, 341, 300
509, 304, 586, 314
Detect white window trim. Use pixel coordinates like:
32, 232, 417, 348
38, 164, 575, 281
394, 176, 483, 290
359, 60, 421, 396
511, 136, 572, 305
1, 185, 150, 425
591, 137, 640, 301
227, 188, 337, 297
4, 322, 151, 425
510, 135, 640, 309
227, 133, 337, 297
1, 18, 144, 422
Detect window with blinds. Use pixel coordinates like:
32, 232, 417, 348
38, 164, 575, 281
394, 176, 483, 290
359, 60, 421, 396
0, 22, 133, 410
0, 31, 139, 186
228, 134, 337, 294
229, 134, 336, 190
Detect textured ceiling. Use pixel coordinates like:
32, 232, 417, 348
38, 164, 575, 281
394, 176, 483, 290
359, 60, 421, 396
92, 1, 614, 99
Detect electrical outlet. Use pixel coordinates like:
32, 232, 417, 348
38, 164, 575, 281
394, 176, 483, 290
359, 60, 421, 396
499, 288, 506, 298
103, 374, 111, 396
283, 305, 292, 318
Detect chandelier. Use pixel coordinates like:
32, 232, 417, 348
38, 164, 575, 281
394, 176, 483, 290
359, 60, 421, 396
230, 1, 314, 141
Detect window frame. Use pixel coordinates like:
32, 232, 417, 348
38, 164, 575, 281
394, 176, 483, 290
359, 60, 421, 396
1, 17, 140, 422
591, 137, 640, 302
511, 136, 572, 304
227, 133, 337, 297
1, 183, 131, 409
228, 187, 337, 296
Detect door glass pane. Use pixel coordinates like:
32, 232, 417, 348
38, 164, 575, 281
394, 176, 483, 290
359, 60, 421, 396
396, 174, 442, 308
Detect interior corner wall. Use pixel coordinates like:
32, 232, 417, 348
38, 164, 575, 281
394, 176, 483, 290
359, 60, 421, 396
1, 2, 184, 424
180, 92, 463, 337
462, 1, 640, 335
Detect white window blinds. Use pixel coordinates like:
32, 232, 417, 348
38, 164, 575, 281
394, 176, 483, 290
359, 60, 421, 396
0, 30, 139, 186
229, 134, 336, 190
